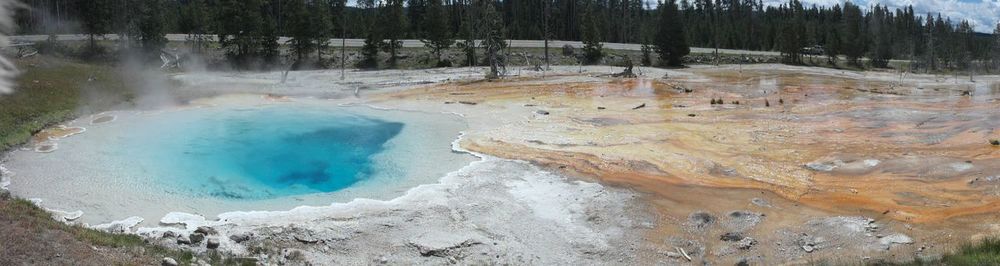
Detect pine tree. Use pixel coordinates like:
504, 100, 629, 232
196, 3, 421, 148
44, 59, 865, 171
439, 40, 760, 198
823, 5, 842, 66
179, 0, 211, 54
407, 0, 428, 38
653, 0, 689, 67
285, 0, 314, 63
841, 2, 865, 67
580, 1, 603, 65
993, 22, 1000, 71
420, 0, 453, 67
868, 5, 892, 68
777, 0, 805, 64
382, 0, 408, 68
77, 0, 113, 54
358, 0, 382, 69
215, 0, 278, 69
310, 0, 333, 63
136, 0, 168, 58
456, 1, 478, 67
480, 0, 506, 79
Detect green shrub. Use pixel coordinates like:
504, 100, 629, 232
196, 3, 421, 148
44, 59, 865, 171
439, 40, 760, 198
941, 237, 1000, 265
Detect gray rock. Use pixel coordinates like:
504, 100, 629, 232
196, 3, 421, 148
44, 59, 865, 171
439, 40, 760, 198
189, 233, 205, 244
162, 231, 176, 239
408, 233, 481, 257
879, 233, 914, 249
195, 226, 217, 235
535, 110, 550, 115
207, 238, 220, 249
735, 237, 757, 250
294, 232, 319, 244
161, 257, 178, 266
176, 235, 191, 245
802, 244, 815, 253
720, 232, 745, 242
687, 211, 716, 230
229, 232, 252, 243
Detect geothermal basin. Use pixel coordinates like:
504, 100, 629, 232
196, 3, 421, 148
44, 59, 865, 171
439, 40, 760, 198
2, 65, 1000, 264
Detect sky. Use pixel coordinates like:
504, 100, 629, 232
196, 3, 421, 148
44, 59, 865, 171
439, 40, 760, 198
346, 0, 1000, 33
768, 0, 1000, 32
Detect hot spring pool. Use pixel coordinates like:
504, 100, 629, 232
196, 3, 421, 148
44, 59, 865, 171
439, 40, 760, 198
3, 99, 476, 225
131, 106, 406, 199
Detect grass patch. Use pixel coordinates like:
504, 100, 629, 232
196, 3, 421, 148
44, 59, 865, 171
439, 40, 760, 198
0, 56, 133, 152
936, 237, 1000, 265
0, 191, 253, 265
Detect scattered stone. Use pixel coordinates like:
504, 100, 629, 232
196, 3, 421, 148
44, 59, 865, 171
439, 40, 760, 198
408, 233, 481, 257
458, 101, 477, 105
597, 106, 606, 110
879, 233, 914, 249
687, 114, 696, 117
802, 244, 815, 253
162, 231, 176, 239
294, 232, 320, 244
207, 238, 220, 249
721, 232, 745, 242
230, 232, 252, 243
663, 251, 683, 258
189, 233, 205, 244
735, 237, 757, 250
805, 161, 836, 172
176, 235, 191, 245
161, 257, 178, 266
632, 103, 646, 110
195, 226, 217, 235
991, 139, 999, 146
535, 110, 550, 115
687, 211, 716, 230
723, 211, 765, 232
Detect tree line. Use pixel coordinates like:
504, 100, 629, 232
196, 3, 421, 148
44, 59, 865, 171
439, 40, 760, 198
12, 0, 1000, 72
678, 0, 1000, 71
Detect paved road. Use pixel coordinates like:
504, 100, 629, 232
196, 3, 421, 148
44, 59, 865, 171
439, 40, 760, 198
8, 34, 781, 56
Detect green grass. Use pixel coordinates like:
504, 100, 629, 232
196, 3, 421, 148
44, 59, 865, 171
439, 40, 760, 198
0, 56, 133, 152
935, 237, 1000, 265
0, 191, 254, 265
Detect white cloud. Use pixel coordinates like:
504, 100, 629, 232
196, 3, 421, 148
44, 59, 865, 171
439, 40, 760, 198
782, 0, 1000, 32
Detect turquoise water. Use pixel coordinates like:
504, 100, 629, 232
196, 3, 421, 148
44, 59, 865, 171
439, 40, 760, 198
126, 106, 404, 199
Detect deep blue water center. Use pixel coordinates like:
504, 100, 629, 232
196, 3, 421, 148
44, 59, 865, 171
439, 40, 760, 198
132, 106, 404, 199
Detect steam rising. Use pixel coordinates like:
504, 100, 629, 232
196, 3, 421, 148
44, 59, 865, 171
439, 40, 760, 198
0, 0, 17, 94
